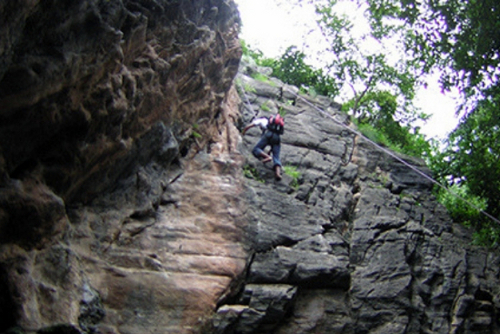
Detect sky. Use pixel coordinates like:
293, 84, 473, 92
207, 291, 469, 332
233, 0, 461, 140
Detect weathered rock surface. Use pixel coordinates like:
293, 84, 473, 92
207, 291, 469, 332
1, 1, 500, 334
211, 58, 500, 334
1, 1, 245, 333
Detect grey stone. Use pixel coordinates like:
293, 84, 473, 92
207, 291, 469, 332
232, 57, 500, 334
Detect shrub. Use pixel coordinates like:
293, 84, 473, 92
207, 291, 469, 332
283, 165, 301, 188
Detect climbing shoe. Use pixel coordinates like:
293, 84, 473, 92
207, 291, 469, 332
274, 165, 282, 181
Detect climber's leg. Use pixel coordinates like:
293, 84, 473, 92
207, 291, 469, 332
270, 143, 282, 168
271, 144, 282, 180
252, 137, 272, 163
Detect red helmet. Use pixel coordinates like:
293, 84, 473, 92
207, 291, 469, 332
273, 114, 284, 126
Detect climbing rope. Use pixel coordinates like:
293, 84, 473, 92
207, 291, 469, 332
237, 81, 259, 118
293, 92, 500, 227
237, 79, 500, 226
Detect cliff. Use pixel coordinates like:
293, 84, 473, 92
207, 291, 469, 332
1, 1, 244, 333
216, 61, 500, 333
0, 1, 499, 334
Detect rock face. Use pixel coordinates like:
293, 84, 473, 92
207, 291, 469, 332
1, 1, 499, 334
211, 59, 500, 334
0, 1, 245, 333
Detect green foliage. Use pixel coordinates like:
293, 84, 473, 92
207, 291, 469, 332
283, 165, 300, 179
250, 72, 273, 85
355, 121, 395, 150
404, 128, 434, 159
311, 0, 430, 160
436, 184, 499, 247
368, 0, 500, 246
359, 121, 431, 158
350, 91, 433, 158
191, 123, 202, 139
472, 226, 500, 248
242, 40, 338, 97
364, 0, 500, 122
241, 40, 266, 64
271, 46, 339, 97
244, 83, 256, 93
429, 99, 500, 247
235, 78, 256, 94
260, 102, 271, 112
283, 165, 301, 189
243, 165, 264, 183
278, 106, 288, 117
437, 184, 487, 226
435, 100, 500, 219
314, 2, 420, 122
388, 0, 500, 100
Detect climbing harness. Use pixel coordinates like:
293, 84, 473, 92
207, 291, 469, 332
237, 80, 500, 226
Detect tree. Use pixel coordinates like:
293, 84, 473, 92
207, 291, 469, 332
374, 0, 500, 236
313, 1, 422, 122
311, 0, 432, 156
247, 0, 432, 157
276, 0, 500, 241
388, 0, 500, 103
270, 46, 339, 97
276, 0, 426, 124
440, 100, 500, 218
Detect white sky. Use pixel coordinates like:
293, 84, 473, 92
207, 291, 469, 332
234, 0, 461, 140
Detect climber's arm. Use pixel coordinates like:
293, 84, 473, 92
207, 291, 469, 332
242, 123, 255, 135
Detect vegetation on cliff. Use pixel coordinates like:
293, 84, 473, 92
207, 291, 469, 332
241, 0, 500, 246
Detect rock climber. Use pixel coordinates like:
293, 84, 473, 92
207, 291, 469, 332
242, 114, 285, 180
